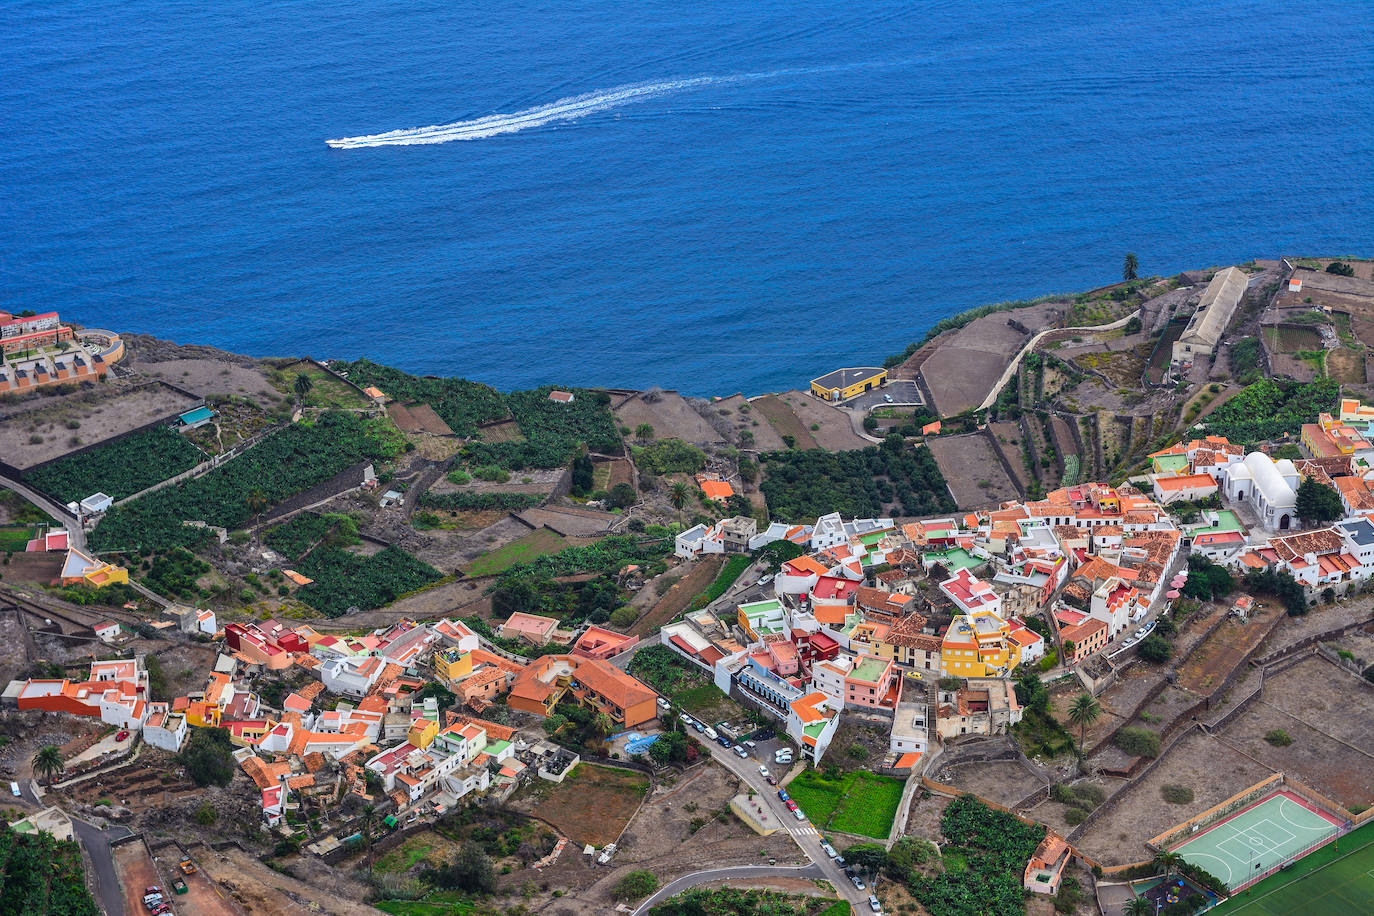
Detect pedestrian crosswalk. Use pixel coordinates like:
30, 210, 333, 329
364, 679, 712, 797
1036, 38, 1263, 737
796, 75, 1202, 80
790, 826, 818, 836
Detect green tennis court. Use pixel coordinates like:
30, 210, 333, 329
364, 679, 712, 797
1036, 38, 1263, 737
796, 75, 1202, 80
1210, 820, 1374, 915
1172, 791, 1343, 890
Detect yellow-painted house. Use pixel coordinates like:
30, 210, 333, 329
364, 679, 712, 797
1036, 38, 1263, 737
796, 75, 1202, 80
810, 367, 887, 402
435, 647, 473, 686
940, 610, 1017, 677
407, 717, 438, 750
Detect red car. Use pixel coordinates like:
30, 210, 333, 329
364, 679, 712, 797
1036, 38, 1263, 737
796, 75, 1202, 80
784, 800, 798, 811
115, 730, 130, 742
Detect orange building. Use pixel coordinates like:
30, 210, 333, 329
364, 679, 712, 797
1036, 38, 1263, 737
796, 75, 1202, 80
508, 654, 657, 727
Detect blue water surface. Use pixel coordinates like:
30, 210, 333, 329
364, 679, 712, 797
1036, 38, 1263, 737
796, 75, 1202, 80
1, 0, 1371, 395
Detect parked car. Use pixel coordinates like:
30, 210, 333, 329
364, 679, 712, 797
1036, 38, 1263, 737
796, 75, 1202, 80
766, 774, 777, 785
852, 875, 866, 890
793, 809, 806, 821
679, 713, 693, 724
115, 730, 130, 742
703, 727, 718, 741
821, 842, 838, 858
758, 574, 774, 586
656, 697, 670, 709
744, 739, 757, 748
692, 721, 705, 733
733, 745, 748, 758
777, 789, 790, 802
868, 894, 882, 912
883, 394, 893, 402
784, 800, 798, 811
758, 765, 770, 777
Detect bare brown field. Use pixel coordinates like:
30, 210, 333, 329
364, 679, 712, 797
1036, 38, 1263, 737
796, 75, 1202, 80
474, 418, 524, 443
777, 390, 869, 451
1074, 730, 1273, 865
925, 432, 1018, 508
526, 763, 648, 847
630, 555, 724, 636
752, 395, 818, 449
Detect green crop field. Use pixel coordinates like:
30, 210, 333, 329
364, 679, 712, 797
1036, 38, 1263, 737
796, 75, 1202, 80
1211, 822, 1374, 916
462, 528, 569, 577
787, 770, 904, 839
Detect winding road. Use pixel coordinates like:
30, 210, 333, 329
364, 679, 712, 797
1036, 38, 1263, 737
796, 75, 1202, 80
976, 309, 1142, 412
632, 863, 825, 914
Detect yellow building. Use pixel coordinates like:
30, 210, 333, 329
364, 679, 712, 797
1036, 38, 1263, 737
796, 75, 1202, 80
810, 367, 887, 402
940, 610, 1018, 677
407, 717, 438, 750
435, 647, 473, 686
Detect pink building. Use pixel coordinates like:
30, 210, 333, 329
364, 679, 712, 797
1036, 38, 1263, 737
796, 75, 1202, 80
939, 568, 1002, 615
499, 612, 559, 646
571, 626, 639, 661
843, 654, 899, 711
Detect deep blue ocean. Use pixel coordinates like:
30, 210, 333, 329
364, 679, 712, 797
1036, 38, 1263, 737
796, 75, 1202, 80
2, 1, 1371, 396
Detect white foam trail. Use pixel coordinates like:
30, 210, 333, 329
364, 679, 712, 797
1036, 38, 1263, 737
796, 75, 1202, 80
326, 73, 762, 148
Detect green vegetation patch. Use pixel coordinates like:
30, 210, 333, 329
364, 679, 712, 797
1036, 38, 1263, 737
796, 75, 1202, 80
1200, 378, 1339, 447
649, 887, 845, 916
26, 425, 203, 503
690, 554, 751, 610
91, 412, 403, 552
913, 794, 1045, 916
463, 529, 569, 577
760, 440, 954, 522
788, 770, 903, 839
265, 512, 361, 562
493, 533, 671, 583
418, 491, 542, 512
0, 820, 100, 915
334, 359, 507, 436
296, 545, 442, 617
464, 386, 622, 470
0, 525, 36, 552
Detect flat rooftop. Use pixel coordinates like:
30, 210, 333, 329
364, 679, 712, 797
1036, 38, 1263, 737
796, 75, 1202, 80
850, 657, 888, 683
811, 367, 884, 390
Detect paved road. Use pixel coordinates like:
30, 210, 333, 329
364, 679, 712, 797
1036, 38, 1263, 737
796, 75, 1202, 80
0, 473, 85, 549
699, 742, 871, 910
844, 380, 924, 414
632, 863, 824, 914
71, 816, 125, 916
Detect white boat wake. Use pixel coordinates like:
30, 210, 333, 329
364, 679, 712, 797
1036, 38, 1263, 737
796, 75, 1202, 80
326, 72, 772, 148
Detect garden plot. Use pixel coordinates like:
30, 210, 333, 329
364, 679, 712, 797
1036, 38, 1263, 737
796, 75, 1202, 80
925, 433, 1018, 508
940, 759, 1046, 808
751, 395, 818, 450
521, 763, 648, 847
786, 770, 904, 839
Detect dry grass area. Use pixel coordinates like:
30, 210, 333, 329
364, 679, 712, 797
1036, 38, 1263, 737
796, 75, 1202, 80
1217, 656, 1374, 808
613, 392, 725, 447
0, 381, 201, 471
523, 763, 649, 847
1075, 730, 1273, 865
134, 358, 282, 403
1176, 601, 1284, 699
705, 395, 786, 451
630, 555, 724, 635
474, 418, 524, 443
777, 390, 869, 451
941, 758, 1046, 807
751, 395, 819, 450
200, 844, 386, 916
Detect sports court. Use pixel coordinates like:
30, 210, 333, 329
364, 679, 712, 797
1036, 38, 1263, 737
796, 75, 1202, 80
1172, 790, 1344, 890
1210, 820, 1374, 915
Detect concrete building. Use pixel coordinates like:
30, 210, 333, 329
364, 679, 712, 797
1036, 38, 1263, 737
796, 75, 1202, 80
935, 678, 1022, 741
1171, 267, 1248, 368
1221, 452, 1300, 530
809, 367, 887, 402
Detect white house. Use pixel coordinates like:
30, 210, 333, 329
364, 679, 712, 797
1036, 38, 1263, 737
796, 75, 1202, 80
321, 655, 385, 698
194, 610, 217, 636
79, 493, 114, 516
141, 705, 188, 752
92, 621, 121, 643
674, 523, 724, 559
810, 513, 848, 551
1222, 453, 1299, 530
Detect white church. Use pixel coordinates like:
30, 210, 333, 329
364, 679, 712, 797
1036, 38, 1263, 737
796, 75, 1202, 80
1220, 452, 1299, 530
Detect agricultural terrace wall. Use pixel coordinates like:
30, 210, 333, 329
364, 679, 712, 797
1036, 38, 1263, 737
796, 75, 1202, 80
289, 358, 377, 401
1085, 675, 1169, 761
1070, 723, 1214, 844
1194, 606, 1289, 709
1253, 616, 1374, 667
1144, 773, 1282, 851
111, 423, 282, 508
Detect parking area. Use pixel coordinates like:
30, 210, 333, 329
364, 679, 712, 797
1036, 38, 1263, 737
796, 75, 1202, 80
844, 380, 924, 413
674, 715, 797, 779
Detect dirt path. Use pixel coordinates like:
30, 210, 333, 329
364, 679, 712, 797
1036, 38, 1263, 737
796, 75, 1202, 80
630, 557, 723, 636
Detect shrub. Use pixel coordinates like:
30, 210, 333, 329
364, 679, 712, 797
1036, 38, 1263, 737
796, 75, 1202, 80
612, 869, 659, 901
1064, 806, 1087, 825
1137, 634, 1173, 664
1114, 727, 1161, 758
194, 801, 218, 824
1265, 729, 1293, 747
1161, 784, 1194, 805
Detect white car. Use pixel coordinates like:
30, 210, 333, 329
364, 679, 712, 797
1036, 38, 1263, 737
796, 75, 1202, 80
793, 809, 806, 821
758, 765, 770, 777
657, 697, 670, 709
883, 394, 893, 402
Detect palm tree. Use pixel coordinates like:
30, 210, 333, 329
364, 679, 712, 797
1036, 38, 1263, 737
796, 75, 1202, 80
1067, 692, 1102, 755
358, 803, 377, 874
1123, 897, 1153, 916
1123, 252, 1139, 282
245, 488, 269, 522
635, 423, 654, 443
292, 373, 313, 407
32, 745, 65, 784
1154, 850, 1183, 879
669, 482, 690, 527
